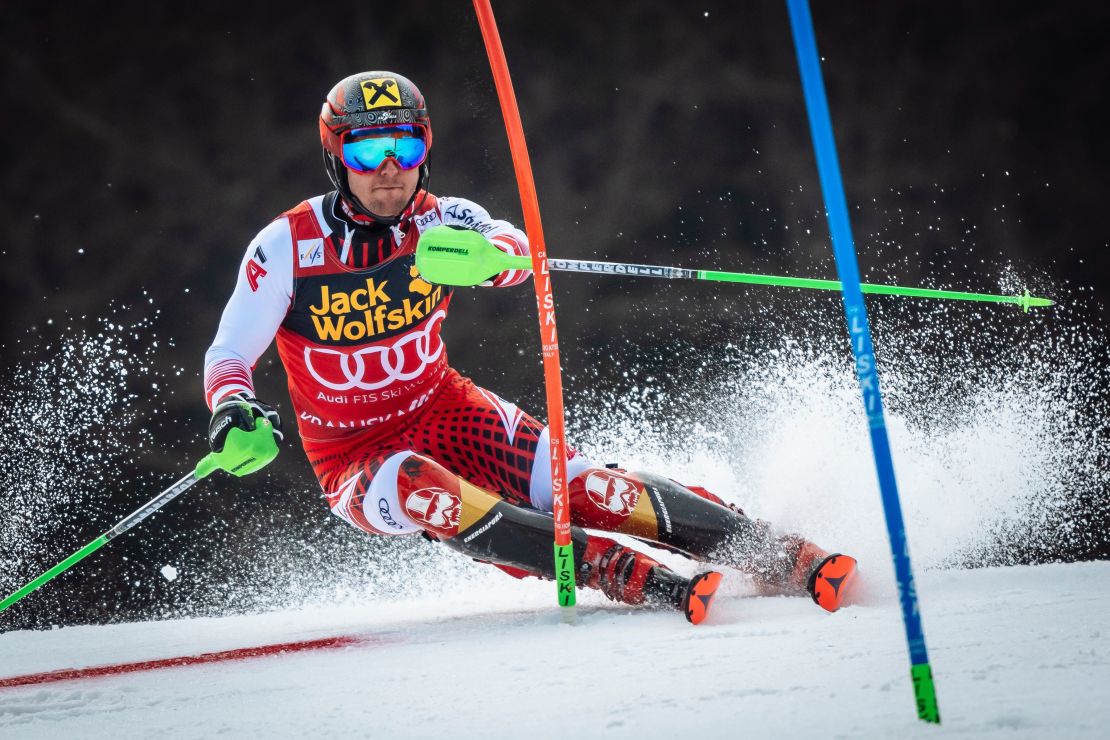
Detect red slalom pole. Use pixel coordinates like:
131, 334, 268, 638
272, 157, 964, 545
472, 0, 576, 612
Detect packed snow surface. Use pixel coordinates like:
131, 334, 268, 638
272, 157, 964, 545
1, 269, 1106, 739
1, 560, 1107, 739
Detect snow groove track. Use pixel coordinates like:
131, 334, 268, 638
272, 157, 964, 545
0, 562, 1107, 738
0, 635, 364, 689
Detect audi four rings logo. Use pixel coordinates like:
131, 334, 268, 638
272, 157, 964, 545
378, 497, 404, 529
303, 310, 447, 391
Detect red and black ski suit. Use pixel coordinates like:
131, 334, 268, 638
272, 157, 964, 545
205, 191, 824, 607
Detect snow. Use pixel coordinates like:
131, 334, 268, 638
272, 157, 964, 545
2, 560, 1107, 739
2, 249, 1106, 739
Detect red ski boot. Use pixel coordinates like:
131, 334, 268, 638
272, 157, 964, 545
584, 539, 722, 625
782, 539, 859, 612
642, 566, 723, 625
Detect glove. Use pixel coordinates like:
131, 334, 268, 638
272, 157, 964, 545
208, 392, 283, 453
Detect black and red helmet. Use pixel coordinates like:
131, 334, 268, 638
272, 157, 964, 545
319, 71, 432, 224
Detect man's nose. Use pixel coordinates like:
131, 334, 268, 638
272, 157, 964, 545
376, 157, 402, 176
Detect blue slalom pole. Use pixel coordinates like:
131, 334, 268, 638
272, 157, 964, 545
785, 0, 940, 723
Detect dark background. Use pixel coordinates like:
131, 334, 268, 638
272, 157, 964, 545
2, 1, 1107, 629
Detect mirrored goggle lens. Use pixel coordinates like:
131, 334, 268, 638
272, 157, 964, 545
342, 125, 428, 172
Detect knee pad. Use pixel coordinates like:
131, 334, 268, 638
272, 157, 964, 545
329, 451, 500, 539
568, 467, 661, 537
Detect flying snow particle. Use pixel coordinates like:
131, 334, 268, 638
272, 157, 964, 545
161, 565, 179, 582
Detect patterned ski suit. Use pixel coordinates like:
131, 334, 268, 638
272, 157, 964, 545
205, 191, 817, 605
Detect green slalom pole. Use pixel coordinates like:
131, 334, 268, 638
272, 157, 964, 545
416, 225, 1054, 311
696, 269, 1050, 311
0, 423, 277, 615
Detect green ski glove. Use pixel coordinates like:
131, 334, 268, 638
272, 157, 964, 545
199, 393, 281, 478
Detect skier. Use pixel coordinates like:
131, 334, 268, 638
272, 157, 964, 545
203, 71, 858, 624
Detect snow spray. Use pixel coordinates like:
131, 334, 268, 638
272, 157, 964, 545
570, 291, 1110, 583
1, 277, 1105, 627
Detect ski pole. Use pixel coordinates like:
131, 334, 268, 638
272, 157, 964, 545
786, 0, 940, 722
472, 0, 577, 616
416, 228, 1053, 312
0, 423, 277, 615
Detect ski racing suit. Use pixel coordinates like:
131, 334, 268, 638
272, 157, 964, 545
204, 190, 829, 609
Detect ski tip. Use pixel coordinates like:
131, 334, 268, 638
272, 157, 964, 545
808, 553, 859, 613
684, 571, 723, 625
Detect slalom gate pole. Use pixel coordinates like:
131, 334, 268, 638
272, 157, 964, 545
1, 423, 277, 616
785, 0, 940, 723
472, 0, 576, 613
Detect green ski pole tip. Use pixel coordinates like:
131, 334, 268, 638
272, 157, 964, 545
1018, 289, 1054, 312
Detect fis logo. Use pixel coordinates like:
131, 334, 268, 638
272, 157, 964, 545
298, 238, 325, 268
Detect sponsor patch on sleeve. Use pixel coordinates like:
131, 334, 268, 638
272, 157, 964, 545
414, 210, 442, 234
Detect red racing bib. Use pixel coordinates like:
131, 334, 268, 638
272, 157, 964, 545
275, 198, 454, 440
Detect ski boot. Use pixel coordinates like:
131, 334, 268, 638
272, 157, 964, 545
586, 540, 723, 625
644, 567, 724, 625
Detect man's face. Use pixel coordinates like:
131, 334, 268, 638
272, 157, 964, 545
347, 157, 420, 218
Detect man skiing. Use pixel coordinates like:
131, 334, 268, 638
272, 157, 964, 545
204, 71, 858, 624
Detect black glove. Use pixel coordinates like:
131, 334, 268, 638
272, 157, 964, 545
208, 392, 283, 453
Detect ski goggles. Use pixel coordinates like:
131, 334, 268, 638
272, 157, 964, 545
341, 125, 428, 173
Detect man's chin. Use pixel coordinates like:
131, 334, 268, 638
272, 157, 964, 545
365, 193, 411, 218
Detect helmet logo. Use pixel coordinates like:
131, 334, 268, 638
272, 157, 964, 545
361, 78, 400, 109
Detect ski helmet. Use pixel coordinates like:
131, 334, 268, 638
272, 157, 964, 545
319, 71, 432, 224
